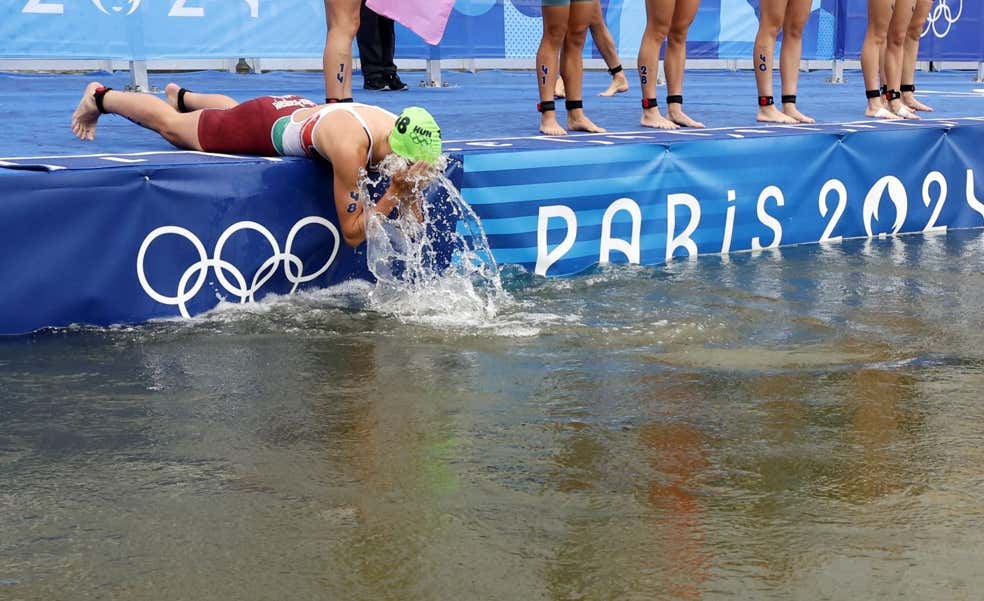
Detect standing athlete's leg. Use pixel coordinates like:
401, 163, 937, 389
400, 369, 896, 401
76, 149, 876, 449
902, 0, 933, 111
72, 81, 203, 149
323, 0, 361, 102
563, 0, 606, 132
639, 0, 677, 129
755, 0, 797, 123
884, 0, 919, 118
538, 1, 572, 135
861, 0, 900, 119
589, 0, 630, 97
778, 0, 815, 123
664, 0, 703, 127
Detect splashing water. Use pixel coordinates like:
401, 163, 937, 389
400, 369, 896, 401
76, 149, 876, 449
360, 154, 510, 325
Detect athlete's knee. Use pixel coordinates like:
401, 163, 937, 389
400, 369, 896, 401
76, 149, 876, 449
542, 21, 568, 46
757, 21, 782, 41
564, 25, 589, 47
667, 26, 690, 48
644, 18, 671, 40
886, 29, 907, 48
782, 21, 805, 41
864, 29, 888, 47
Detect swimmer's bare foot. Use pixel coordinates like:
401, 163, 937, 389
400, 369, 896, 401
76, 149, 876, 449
567, 111, 606, 133
71, 81, 103, 141
540, 112, 567, 136
598, 72, 629, 97
903, 95, 934, 112
781, 104, 815, 124
866, 103, 902, 120
891, 101, 921, 120
757, 105, 797, 124
667, 105, 705, 128
554, 77, 566, 99
164, 82, 182, 110
641, 107, 679, 130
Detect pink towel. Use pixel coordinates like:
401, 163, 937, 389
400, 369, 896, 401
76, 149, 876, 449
365, 0, 454, 45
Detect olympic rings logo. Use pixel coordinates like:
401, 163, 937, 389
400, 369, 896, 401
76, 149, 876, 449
137, 217, 340, 318
922, 0, 962, 39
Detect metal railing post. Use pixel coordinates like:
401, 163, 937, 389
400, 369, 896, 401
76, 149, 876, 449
425, 43, 442, 88
828, 59, 846, 83
128, 59, 149, 92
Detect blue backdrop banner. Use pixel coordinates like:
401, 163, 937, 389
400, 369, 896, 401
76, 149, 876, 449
0, 1, 979, 61
15, 0, 979, 62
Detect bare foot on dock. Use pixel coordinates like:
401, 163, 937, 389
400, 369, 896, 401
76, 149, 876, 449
598, 72, 629, 97
667, 105, 705, 128
641, 108, 679, 130
865, 105, 902, 120
782, 105, 815, 124
892, 102, 921, 120
164, 82, 182, 110
757, 105, 797, 124
904, 95, 934, 112
540, 113, 567, 136
71, 81, 103, 141
568, 114, 606, 133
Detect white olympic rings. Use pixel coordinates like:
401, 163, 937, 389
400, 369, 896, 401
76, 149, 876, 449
137, 217, 340, 318
922, 0, 962, 39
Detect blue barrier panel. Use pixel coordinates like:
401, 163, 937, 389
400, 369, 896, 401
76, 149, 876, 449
839, 0, 983, 61
0, 153, 365, 334
455, 118, 984, 276
0, 0, 844, 61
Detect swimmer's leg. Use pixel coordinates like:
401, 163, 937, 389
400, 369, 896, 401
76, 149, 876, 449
778, 0, 816, 123
589, 2, 629, 97
754, 0, 798, 124
665, 0, 704, 127
639, 0, 678, 129
165, 83, 238, 111
537, 3, 570, 135
72, 81, 204, 149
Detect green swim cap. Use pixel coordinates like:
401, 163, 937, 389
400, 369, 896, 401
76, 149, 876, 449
389, 107, 442, 164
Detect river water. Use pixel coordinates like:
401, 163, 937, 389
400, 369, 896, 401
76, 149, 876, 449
2, 230, 983, 600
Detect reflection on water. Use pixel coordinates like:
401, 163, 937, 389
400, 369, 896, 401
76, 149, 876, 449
2, 231, 984, 600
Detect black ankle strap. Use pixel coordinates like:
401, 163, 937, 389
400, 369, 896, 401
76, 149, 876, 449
565, 99, 583, 111
666, 95, 683, 105
608, 64, 623, 76
866, 89, 881, 99
884, 89, 901, 101
758, 96, 774, 107
93, 86, 112, 114
326, 97, 354, 104
781, 94, 796, 104
177, 87, 191, 113
642, 97, 658, 109
880, 84, 888, 96
900, 84, 916, 93
537, 100, 555, 113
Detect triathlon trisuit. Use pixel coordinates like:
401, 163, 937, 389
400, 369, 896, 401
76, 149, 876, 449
271, 102, 397, 167
197, 96, 396, 166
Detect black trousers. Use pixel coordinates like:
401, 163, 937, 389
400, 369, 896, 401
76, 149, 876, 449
357, 0, 397, 82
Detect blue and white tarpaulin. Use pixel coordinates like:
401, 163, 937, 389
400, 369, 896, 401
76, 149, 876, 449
1, 1, 980, 62
2, 119, 983, 334
451, 118, 984, 276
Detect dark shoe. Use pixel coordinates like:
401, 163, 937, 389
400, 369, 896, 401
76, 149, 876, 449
363, 78, 388, 91
385, 73, 409, 91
